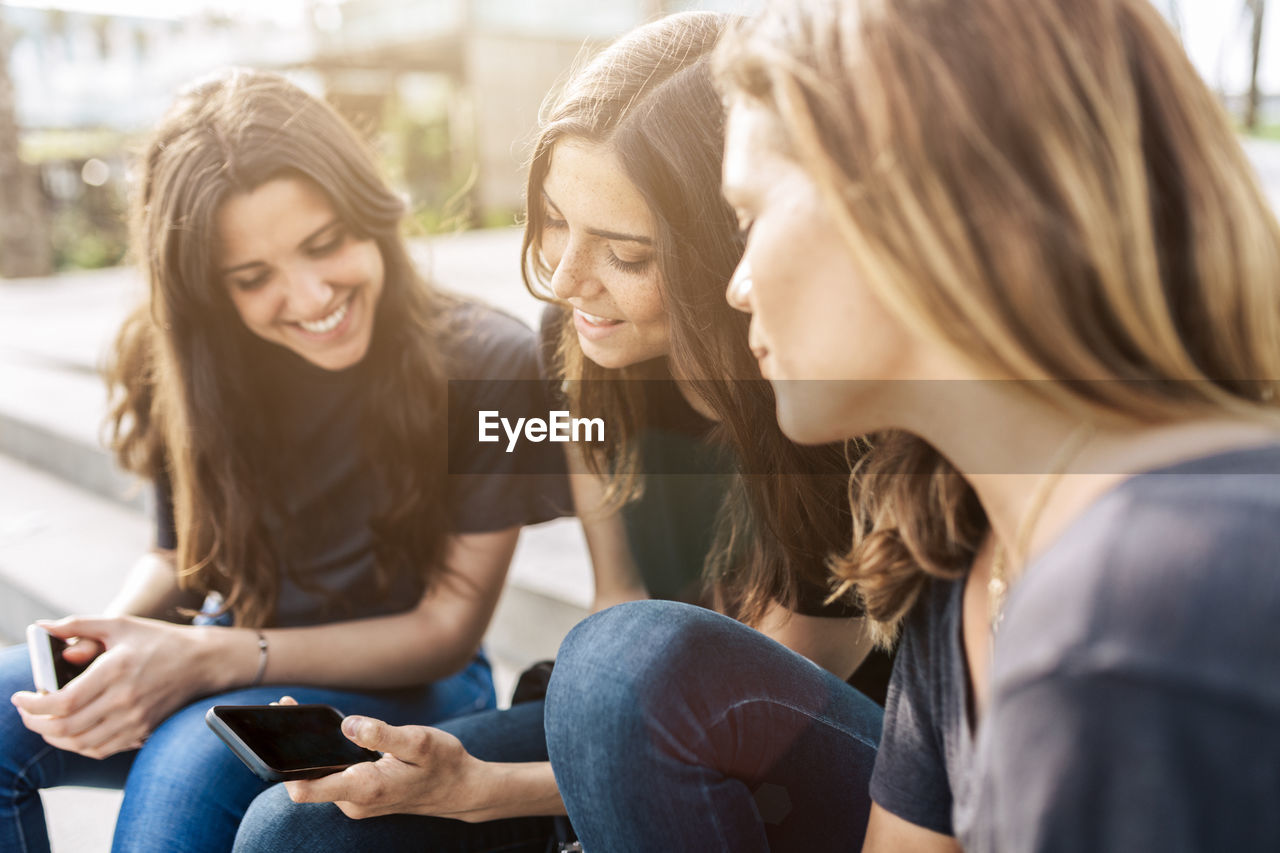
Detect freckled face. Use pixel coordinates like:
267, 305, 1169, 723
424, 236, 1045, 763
217, 176, 384, 371
539, 140, 668, 370
722, 102, 918, 444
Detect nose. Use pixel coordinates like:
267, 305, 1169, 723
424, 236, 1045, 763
284, 262, 334, 317
726, 260, 753, 313
549, 238, 603, 302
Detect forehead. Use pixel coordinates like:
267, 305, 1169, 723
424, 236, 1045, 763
722, 99, 791, 197
217, 176, 336, 261
542, 140, 654, 235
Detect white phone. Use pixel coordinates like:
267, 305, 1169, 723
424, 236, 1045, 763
26, 624, 88, 693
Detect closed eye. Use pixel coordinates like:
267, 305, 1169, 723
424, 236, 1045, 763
231, 269, 271, 292
304, 227, 346, 257
606, 252, 652, 274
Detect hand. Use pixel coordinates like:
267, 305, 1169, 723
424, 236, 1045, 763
284, 716, 493, 821
10, 615, 213, 759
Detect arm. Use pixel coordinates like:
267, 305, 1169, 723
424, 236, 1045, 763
565, 445, 648, 611
755, 601, 875, 680
285, 715, 567, 820
103, 548, 203, 620
280, 446, 646, 823
12, 526, 520, 758
863, 803, 962, 853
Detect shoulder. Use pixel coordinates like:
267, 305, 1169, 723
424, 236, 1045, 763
996, 445, 1280, 705
438, 300, 540, 382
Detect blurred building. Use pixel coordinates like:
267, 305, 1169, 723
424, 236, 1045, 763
2, 0, 749, 257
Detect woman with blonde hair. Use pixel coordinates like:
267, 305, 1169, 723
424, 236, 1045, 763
700, 0, 1280, 849
0, 69, 565, 852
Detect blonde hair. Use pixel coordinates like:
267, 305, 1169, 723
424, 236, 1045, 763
718, 0, 1280, 639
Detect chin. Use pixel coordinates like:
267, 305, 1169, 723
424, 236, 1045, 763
580, 341, 638, 371
773, 384, 854, 445
302, 337, 372, 372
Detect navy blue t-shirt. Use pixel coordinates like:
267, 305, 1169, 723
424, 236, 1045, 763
872, 444, 1280, 850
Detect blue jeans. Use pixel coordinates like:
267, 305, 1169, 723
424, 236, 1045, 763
234, 700, 568, 852
545, 601, 883, 852
0, 643, 495, 853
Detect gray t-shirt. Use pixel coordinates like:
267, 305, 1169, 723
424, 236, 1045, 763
872, 444, 1280, 851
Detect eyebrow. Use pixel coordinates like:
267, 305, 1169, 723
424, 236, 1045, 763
542, 191, 652, 246
219, 218, 343, 275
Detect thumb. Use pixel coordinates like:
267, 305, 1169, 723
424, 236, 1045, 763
341, 715, 413, 757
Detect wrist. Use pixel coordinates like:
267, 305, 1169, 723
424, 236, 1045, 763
458, 761, 565, 822
193, 626, 262, 693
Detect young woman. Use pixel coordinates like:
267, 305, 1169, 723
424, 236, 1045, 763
0, 69, 564, 852
232, 12, 887, 853
712, 0, 1280, 850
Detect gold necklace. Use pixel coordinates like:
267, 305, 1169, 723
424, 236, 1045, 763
988, 423, 1096, 633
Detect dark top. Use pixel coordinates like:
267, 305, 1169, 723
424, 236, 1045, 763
872, 444, 1280, 851
155, 301, 569, 628
538, 305, 894, 703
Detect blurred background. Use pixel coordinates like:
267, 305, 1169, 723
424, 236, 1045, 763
0, 0, 1272, 277
0, 0, 762, 277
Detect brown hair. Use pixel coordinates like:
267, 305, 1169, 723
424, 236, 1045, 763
106, 69, 456, 628
523, 12, 863, 622
718, 0, 1280, 639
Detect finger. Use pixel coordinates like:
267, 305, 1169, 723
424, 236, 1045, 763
62, 637, 105, 665
15, 698, 114, 744
37, 616, 116, 642
271, 696, 297, 707
341, 716, 420, 760
12, 660, 111, 717
284, 772, 351, 805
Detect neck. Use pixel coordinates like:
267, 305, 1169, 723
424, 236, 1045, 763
901, 382, 1278, 582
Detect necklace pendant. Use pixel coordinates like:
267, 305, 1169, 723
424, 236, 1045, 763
988, 574, 1008, 634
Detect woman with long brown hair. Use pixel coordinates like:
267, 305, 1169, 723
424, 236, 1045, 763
232, 12, 887, 853
713, 0, 1278, 849
0, 69, 563, 852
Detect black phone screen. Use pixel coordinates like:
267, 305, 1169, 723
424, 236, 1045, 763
50, 636, 89, 688
215, 705, 378, 772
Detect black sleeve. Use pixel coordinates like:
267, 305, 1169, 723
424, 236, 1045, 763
446, 307, 572, 533
154, 469, 177, 551
979, 670, 1280, 852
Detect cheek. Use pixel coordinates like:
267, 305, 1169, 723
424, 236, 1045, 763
614, 272, 665, 326
227, 290, 269, 330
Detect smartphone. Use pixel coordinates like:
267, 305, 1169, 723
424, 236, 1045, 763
27, 624, 90, 693
205, 704, 381, 782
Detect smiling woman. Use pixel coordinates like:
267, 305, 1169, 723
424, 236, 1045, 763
218, 177, 385, 372
0, 68, 567, 853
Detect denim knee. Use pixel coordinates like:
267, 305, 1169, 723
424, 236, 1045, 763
233, 783, 326, 852
551, 601, 711, 706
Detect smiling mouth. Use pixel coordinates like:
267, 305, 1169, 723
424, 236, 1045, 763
575, 308, 622, 327
296, 297, 351, 334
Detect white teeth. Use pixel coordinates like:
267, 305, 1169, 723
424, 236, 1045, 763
298, 300, 348, 334
578, 309, 617, 325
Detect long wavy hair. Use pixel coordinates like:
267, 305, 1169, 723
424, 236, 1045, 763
718, 0, 1280, 639
522, 11, 864, 623
106, 69, 456, 628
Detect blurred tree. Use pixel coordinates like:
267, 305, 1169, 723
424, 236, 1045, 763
1246, 0, 1267, 131
0, 18, 54, 278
